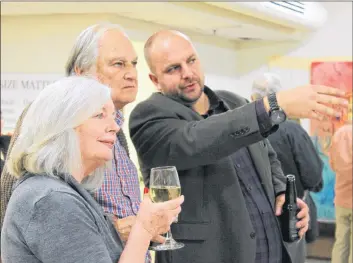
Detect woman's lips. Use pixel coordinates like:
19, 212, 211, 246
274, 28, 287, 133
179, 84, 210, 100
99, 140, 115, 149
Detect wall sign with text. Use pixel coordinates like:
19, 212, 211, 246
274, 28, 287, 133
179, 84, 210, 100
1, 73, 63, 132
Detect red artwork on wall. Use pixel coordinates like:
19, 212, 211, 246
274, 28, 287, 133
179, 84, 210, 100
310, 62, 352, 143
309, 61, 352, 224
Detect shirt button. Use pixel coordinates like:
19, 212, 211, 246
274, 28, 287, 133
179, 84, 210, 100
236, 163, 241, 168
250, 232, 256, 239
247, 186, 252, 191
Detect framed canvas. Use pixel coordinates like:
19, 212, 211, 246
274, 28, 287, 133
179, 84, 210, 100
309, 61, 352, 222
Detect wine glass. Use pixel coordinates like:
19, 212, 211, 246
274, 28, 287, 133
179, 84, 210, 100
149, 166, 184, 251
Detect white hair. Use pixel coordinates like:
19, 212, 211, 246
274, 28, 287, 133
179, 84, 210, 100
7, 76, 112, 191
65, 22, 126, 76
251, 73, 283, 99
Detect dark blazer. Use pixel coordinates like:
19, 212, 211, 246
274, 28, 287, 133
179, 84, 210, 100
267, 120, 323, 245
129, 90, 292, 263
267, 121, 323, 198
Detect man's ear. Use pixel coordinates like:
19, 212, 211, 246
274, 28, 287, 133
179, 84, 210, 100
149, 73, 160, 91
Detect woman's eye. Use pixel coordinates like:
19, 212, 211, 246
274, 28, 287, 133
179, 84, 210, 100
94, 113, 104, 119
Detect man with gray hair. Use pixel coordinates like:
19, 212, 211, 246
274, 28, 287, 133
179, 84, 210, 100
251, 73, 324, 263
65, 23, 155, 262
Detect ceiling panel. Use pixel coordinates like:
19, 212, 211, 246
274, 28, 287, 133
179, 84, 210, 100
1, 2, 303, 42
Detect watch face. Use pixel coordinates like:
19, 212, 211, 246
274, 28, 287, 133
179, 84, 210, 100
271, 110, 286, 124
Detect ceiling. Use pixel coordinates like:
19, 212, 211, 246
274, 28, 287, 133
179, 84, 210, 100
1, 2, 304, 42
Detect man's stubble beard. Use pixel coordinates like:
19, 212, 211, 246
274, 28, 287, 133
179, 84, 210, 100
177, 79, 204, 104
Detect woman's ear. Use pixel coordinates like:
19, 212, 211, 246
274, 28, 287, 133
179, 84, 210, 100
74, 66, 84, 76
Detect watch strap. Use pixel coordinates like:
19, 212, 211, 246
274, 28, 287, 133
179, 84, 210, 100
268, 92, 279, 111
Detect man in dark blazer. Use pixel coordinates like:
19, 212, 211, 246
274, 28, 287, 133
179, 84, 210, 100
251, 73, 324, 263
129, 30, 347, 263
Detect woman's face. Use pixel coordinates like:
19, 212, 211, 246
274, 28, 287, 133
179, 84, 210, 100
75, 99, 119, 173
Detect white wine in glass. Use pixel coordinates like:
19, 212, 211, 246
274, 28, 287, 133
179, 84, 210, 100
149, 166, 184, 251
150, 186, 181, 203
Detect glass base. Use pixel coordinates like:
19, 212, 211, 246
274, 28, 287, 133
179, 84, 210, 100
149, 239, 184, 251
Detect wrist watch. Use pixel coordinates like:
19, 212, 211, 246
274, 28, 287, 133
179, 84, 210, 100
268, 92, 287, 125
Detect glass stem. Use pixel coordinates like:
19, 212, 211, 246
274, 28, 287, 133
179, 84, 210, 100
165, 230, 173, 243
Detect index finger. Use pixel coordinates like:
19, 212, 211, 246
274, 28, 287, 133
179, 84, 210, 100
314, 85, 346, 97
297, 198, 309, 211
317, 94, 349, 107
296, 198, 308, 209
160, 195, 185, 210
152, 235, 166, 244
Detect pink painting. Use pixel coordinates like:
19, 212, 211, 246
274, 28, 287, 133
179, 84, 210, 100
310, 61, 352, 222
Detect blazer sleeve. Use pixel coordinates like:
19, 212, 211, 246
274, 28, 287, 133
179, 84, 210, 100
288, 123, 323, 191
129, 99, 269, 171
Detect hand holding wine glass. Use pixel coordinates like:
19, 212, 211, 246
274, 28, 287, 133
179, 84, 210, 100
148, 166, 185, 251
136, 191, 184, 241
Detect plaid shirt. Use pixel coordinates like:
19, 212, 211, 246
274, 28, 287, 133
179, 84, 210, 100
231, 148, 283, 263
94, 110, 151, 263
95, 110, 141, 216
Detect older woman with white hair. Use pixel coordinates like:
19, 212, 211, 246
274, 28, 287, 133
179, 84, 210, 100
0, 76, 184, 263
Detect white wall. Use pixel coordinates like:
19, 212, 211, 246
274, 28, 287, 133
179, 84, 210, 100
2, 2, 352, 136
235, 1, 352, 131
0, 13, 239, 133
0, 13, 240, 168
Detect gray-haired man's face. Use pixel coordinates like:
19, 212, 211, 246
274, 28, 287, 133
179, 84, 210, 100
95, 30, 138, 110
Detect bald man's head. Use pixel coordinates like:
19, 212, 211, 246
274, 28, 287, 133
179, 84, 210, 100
144, 30, 194, 74
144, 30, 205, 104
